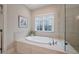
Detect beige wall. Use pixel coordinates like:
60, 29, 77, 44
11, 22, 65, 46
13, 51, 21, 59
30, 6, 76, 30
66, 5, 79, 52
7, 4, 31, 47
31, 5, 65, 40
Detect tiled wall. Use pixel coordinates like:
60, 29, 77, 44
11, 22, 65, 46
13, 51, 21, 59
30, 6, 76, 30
6, 41, 65, 54
66, 5, 79, 52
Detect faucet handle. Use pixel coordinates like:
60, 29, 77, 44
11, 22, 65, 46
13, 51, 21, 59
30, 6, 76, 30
54, 41, 57, 45
52, 40, 57, 45
48, 41, 52, 46
52, 40, 54, 45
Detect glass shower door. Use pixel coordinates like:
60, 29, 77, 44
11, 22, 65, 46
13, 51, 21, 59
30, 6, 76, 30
66, 4, 79, 54
0, 30, 2, 53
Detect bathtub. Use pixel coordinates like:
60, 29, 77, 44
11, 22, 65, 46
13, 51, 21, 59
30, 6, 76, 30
25, 36, 64, 47
25, 36, 53, 44
15, 35, 65, 53
24, 36, 65, 52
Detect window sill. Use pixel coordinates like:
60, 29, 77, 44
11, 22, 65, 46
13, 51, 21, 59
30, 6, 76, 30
35, 30, 54, 33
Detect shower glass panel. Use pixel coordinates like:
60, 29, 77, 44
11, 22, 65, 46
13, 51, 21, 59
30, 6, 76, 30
0, 30, 1, 53
66, 4, 79, 54
52, 5, 65, 52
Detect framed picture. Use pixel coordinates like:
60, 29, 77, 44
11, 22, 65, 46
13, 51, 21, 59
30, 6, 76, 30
18, 16, 27, 28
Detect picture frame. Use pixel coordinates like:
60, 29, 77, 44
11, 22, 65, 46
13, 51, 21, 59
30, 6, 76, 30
18, 16, 27, 28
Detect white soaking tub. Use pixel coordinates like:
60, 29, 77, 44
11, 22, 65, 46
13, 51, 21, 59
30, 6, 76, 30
15, 35, 65, 53
24, 36, 64, 52
25, 36, 53, 44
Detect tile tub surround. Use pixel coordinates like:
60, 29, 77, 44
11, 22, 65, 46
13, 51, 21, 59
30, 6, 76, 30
25, 36, 65, 50
7, 42, 16, 54
6, 38, 78, 54
15, 38, 65, 54
16, 41, 65, 54
6, 39, 65, 54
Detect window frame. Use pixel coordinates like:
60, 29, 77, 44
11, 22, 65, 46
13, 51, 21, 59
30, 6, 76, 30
35, 13, 55, 32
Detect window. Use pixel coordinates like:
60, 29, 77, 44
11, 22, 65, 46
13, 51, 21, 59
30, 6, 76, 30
35, 14, 54, 32
35, 16, 43, 31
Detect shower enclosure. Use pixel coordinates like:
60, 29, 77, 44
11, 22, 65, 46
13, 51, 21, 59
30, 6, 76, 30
55, 4, 79, 54
0, 5, 3, 54
0, 30, 2, 54
0, 30, 1, 53
65, 4, 79, 53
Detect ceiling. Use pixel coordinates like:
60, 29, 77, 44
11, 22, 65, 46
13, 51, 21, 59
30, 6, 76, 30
25, 4, 79, 10
66, 4, 79, 8
25, 4, 49, 10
